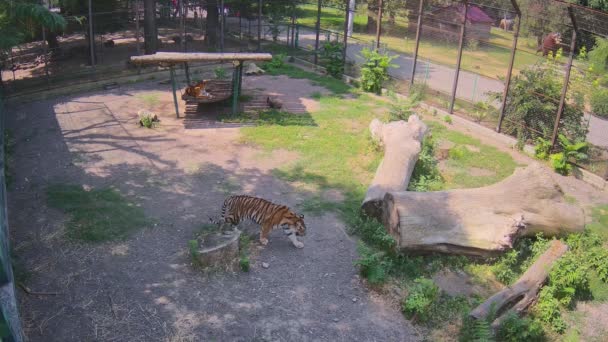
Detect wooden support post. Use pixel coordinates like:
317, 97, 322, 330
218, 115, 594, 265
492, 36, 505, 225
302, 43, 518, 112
497, 0, 521, 133
449, 0, 468, 114
551, 6, 577, 150
375, 0, 383, 50
314, 0, 322, 65
170, 66, 180, 118
410, 0, 424, 86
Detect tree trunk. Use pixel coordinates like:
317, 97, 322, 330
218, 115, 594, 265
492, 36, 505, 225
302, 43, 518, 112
361, 116, 428, 220
382, 164, 585, 257
144, 0, 158, 54
367, 1, 377, 34
206, 3, 219, 48
470, 240, 568, 328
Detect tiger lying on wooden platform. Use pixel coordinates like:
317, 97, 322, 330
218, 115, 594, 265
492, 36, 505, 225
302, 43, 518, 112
184, 80, 208, 97
210, 195, 307, 248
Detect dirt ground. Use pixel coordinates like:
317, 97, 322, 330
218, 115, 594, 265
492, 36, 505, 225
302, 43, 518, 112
7, 77, 420, 341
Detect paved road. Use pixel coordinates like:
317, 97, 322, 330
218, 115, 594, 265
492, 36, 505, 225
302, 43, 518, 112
227, 18, 606, 148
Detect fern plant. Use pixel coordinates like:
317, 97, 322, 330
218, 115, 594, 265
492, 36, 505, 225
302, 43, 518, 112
359, 48, 397, 94
549, 134, 588, 175
402, 277, 440, 322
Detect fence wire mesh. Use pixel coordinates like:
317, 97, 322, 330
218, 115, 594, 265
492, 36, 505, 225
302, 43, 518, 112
1, 0, 607, 179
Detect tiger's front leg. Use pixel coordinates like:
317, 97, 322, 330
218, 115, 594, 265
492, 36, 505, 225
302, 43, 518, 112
284, 227, 304, 248
259, 224, 272, 246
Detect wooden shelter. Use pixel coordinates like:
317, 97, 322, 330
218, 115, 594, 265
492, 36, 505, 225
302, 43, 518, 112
130, 52, 273, 118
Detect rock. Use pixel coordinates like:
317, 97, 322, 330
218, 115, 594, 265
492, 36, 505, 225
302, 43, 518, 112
352, 298, 357, 303
262, 262, 269, 269
244, 62, 265, 75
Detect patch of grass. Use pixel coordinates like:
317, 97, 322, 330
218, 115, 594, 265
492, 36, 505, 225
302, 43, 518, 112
135, 93, 161, 108
224, 109, 316, 127
443, 115, 453, 124
47, 184, 149, 242
263, 63, 352, 95
238, 94, 253, 102
239, 235, 251, 272
310, 91, 322, 99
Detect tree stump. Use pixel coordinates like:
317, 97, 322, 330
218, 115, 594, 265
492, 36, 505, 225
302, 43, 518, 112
361, 116, 428, 220
470, 240, 568, 328
193, 229, 241, 271
382, 164, 585, 257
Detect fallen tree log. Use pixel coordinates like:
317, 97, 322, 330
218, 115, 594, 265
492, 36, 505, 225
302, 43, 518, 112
361, 116, 428, 219
382, 164, 585, 257
470, 240, 568, 328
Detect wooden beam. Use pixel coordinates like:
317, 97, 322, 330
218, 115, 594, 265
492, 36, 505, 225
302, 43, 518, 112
131, 52, 273, 65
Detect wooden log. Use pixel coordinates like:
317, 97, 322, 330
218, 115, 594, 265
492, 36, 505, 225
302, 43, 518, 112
130, 52, 273, 65
361, 115, 428, 219
382, 164, 585, 257
470, 240, 568, 328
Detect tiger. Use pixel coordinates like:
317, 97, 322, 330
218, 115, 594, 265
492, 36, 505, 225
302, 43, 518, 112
210, 195, 307, 248
184, 80, 207, 98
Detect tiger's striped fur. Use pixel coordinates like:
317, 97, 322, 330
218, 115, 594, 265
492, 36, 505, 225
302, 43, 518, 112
211, 195, 306, 248
184, 80, 207, 98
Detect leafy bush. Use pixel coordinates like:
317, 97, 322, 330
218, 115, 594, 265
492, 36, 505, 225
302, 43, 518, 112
534, 137, 552, 160
355, 242, 391, 285
264, 53, 286, 71
320, 41, 344, 78
496, 313, 545, 342
359, 48, 397, 94
402, 278, 440, 322
588, 37, 608, 73
459, 316, 495, 342
489, 64, 587, 146
214, 67, 227, 79
590, 88, 608, 118
189, 240, 200, 263
549, 134, 588, 175
466, 38, 480, 51
444, 115, 453, 124
138, 110, 158, 128
408, 136, 444, 192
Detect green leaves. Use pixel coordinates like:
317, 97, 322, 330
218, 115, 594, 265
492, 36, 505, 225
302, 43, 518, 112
549, 134, 588, 175
358, 48, 397, 94
0, 1, 66, 50
402, 277, 440, 322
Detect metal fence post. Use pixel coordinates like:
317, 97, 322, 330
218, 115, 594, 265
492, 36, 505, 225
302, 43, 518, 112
88, 0, 96, 67
497, 0, 521, 133
449, 0, 468, 114
257, 0, 262, 51
375, 0, 384, 50
410, 0, 424, 86
135, 0, 142, 56
220, 0, 225, 52
551, 6, 578, 149
342, 0, 349, 69
314, 0, 322, 65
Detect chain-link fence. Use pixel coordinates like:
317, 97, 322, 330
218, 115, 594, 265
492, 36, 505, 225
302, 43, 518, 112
1, 0, 607, 179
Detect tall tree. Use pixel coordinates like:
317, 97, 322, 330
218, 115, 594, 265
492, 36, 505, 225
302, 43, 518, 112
143, 0, 158, 54
205, 1, 219, 48
0, 0, 66, 51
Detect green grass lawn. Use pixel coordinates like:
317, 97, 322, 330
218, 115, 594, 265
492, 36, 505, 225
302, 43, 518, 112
296, 3, 545, 79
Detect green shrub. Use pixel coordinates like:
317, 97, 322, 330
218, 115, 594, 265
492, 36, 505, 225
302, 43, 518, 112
188, 239, 200, 262
444, 115, 453, 124
466, 38, 480, 51
320, 41, 344, 78
402, 277, 440, 322
264, 53, 286, 71
138, 110, 158, 128
549, 134, 588, 175
460, 316, 495, 342
214, 67, 227, 79
355, 242, 390, 285
496, 313, 545, 342
408, 136, 444, 192
590, 88, 608, 118
489, 64, 587, 146
589, 37, 608, 73
534, 137, 552, 160
359, 48, 397, 94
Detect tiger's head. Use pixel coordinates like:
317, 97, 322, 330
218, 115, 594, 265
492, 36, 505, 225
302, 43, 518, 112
281, 211, 307, 236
